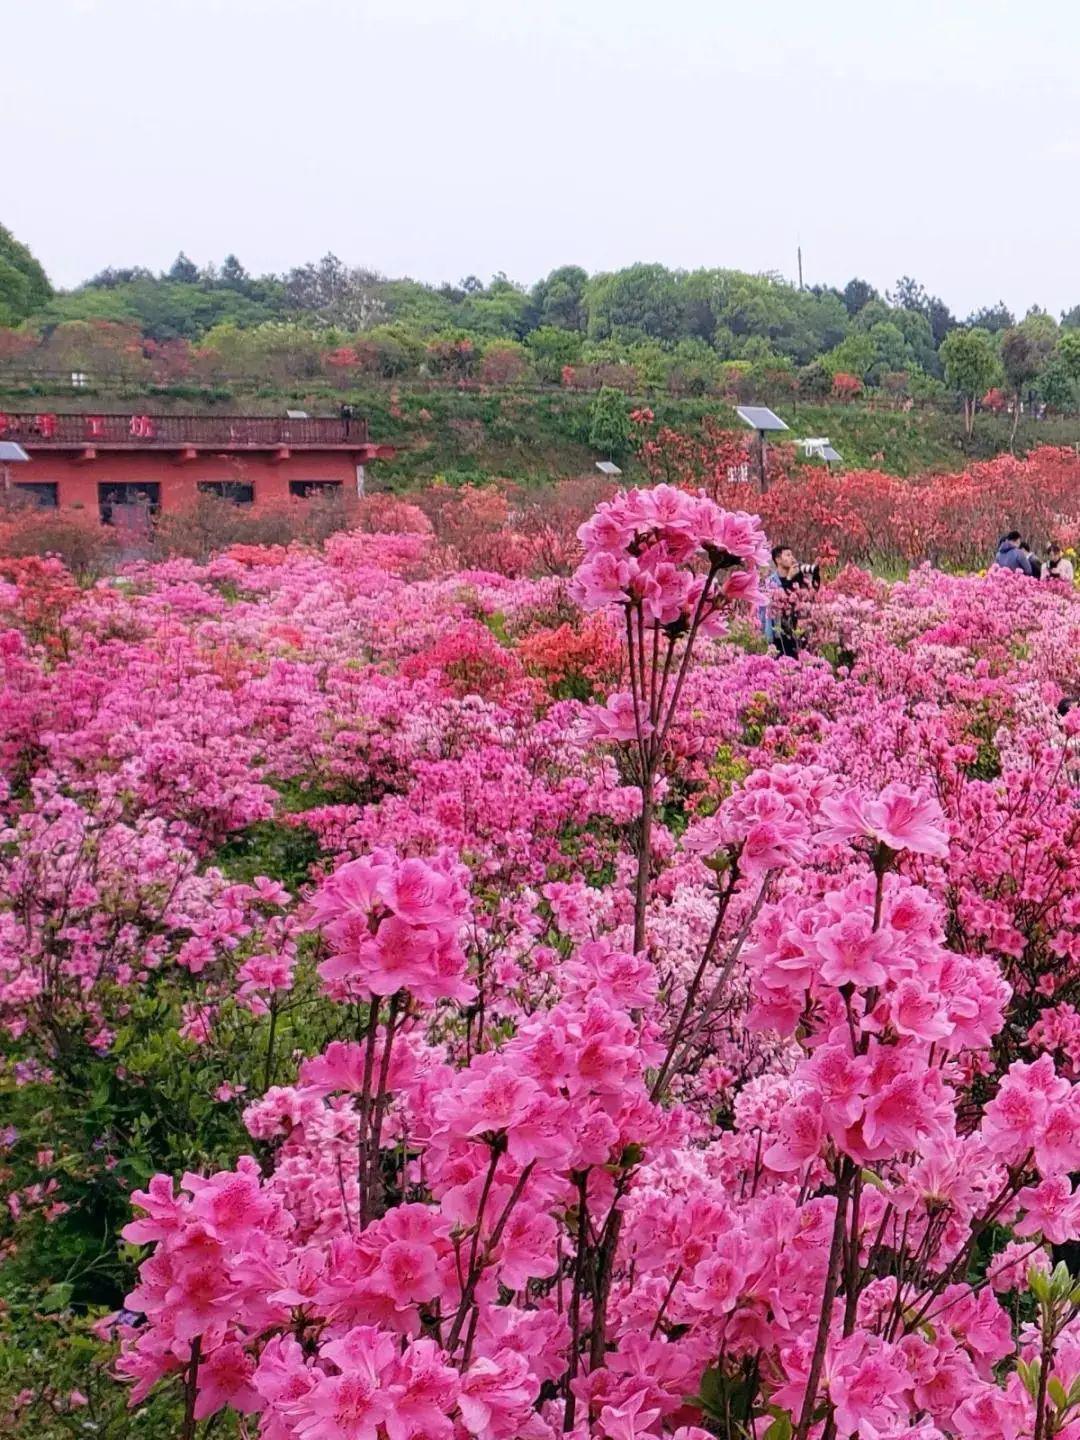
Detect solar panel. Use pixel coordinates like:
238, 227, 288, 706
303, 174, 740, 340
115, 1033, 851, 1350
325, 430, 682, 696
0, 441, 30, 463
595, 460, 623, 477
735, 406, 789, 432
821, 446, 841, 462
285, 409, 309, 419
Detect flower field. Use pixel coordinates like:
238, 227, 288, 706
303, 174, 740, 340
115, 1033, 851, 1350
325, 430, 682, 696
7, 483, 1080, 1440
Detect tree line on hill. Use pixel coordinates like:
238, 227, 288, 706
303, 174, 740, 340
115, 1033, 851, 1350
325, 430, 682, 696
3, 224, 1080, 416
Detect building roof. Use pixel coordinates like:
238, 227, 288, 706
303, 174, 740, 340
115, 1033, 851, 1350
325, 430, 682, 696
0, 412, 390, 457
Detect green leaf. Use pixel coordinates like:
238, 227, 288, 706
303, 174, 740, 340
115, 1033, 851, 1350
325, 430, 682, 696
1029, 1266, 1052, 1302
764, 1411, 794, 1440
38, 1282, 73, 1313
1019, 1359, 1041, 1400
1052, 1261, 1073, 1299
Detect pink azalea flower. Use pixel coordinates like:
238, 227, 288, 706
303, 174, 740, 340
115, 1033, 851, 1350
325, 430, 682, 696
599, 1387, 663, 1440
764, 1102, 825, 1173
457, 1350, 535, 1438
820, 783, 949, 858
194, 1342, 260, 1421
587, 692, 653, 744
1016, 1175, 1080, 1244
815, 914, 892, 989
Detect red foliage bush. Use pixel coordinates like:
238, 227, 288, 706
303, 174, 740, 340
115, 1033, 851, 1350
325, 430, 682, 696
353, 493, 433, 535
632, 420, 1080, 569
982, 387, 1008, 413
0, 502, 120, 580
832, 371, 863, 400
560, 362, 638, 392
479, 345, 530, 386
401, 619, 538, 703
517, 613, 623, 698
416, 483, 533, 574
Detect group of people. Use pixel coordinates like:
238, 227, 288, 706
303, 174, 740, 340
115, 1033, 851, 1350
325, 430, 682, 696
994, 532, 1075, 581
758, 532, 1075, 664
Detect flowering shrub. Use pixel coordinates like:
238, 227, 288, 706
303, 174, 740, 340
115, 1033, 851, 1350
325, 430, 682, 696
633, 414, 1080, 569
9, 492, 1080, 1439
832, 371, 863, 400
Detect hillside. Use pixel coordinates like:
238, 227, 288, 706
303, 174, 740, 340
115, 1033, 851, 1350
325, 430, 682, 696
5, 225, 1080, 429
4, 378, 1077, 486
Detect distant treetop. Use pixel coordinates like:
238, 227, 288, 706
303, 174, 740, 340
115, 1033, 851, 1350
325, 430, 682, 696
1, 224, 1076, 412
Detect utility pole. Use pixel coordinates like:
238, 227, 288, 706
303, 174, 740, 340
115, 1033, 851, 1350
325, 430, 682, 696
797, 245, 804, 290
757, 430, 769, 493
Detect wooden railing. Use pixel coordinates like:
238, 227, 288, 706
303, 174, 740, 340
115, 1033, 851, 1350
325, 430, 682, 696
0, 412, 369, 448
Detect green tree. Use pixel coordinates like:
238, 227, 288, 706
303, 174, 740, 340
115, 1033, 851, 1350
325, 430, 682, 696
926, 295, 957, 347
531, 265, 588, 331
866, 321, 911, 382
459, 276, 535, 339
823, 333, 876, 382
525, 325, 583, 382
167, 251, 199, 284
219, 253, 251, 291
940, 328, 999, 437
842, 277, 878, 316
1001, 324, 1053, 446
359, 323, 426, 376
668, 337, 723, 395
797, 358, 834, 399
0, 223, 52, 324
1038, 356, 1077, 414
889, 275, 929, 312
1020, 305, 1059, 347
284, 253, 385, 329
585, 264, 683, 344
86, 264, 154, 289
704, 269, 846, 365
1056, 328, 1080, 383
588, 385, 631, 460
378, 279, 457, 332
891, 307, 939, 374
966, 301, 1014, 334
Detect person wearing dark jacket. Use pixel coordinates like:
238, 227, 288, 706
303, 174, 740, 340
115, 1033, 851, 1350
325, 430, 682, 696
760, 545, 817, 658
995, 531, 1032, 575
1020, 542, 1042, 578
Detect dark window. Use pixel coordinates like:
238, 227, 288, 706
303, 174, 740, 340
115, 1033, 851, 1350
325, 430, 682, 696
289, 479, 343, 499
198, 481, 255, 504
98, 482, 161, 526
13, 482, 59, 509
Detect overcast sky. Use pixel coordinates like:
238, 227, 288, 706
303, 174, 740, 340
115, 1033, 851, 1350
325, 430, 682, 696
5, 0, 1079, 318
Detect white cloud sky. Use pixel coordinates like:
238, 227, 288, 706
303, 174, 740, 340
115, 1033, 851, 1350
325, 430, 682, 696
4, 0, 1078, 318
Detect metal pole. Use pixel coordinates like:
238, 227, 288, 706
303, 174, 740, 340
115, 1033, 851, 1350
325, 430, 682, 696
758, 431, 768, 493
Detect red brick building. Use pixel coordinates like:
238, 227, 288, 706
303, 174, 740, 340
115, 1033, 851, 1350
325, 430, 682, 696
0, 411, 395, 523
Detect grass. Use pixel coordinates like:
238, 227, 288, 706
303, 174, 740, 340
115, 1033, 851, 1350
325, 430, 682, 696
5, 378, 1079, 486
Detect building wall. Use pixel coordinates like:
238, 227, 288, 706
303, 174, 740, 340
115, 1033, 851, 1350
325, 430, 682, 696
14, 450, 361, 515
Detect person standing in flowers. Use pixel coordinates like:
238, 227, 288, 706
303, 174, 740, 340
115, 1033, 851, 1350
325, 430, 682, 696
761, 543, 817, 659
1044, 541, 1075, 583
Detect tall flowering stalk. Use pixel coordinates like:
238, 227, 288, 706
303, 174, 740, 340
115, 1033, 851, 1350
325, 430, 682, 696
572, 484, 769, 952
